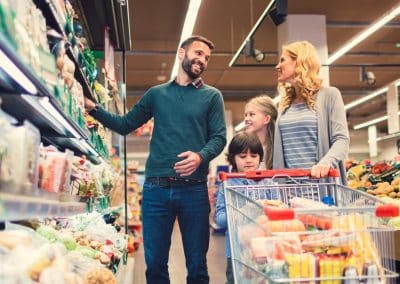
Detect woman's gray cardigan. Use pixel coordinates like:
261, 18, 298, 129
273, 86, 350, 184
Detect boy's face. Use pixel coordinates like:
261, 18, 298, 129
234, 149, 261, 172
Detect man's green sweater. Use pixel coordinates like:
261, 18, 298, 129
91, 80, 227, 181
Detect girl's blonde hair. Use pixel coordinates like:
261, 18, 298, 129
245, 95, 277, 169
277, 41, 323, 112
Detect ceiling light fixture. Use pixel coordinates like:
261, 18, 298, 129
344, 79, 400, 111
360, 66, 376, 86
170, 0, 202, 79
0, 49, 37, 94
228, 0, 276, 67
244, 38, 265, 62
327, 3, 400, 65
353, 111, 400, 130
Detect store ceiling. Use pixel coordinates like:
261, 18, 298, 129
123, 0, 400, 135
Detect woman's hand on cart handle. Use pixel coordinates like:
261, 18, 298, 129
311, 164, 333, 178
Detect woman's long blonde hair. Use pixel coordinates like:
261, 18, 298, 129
278, 41, 323, 112
245, 95, 277, 169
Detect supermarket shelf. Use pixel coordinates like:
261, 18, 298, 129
32, 0, 67, 36
0, 93, 88, 139
0, 32, 106, 162
65, 46, 97, 102
45, 136, 104, 164
0, 192, 86, 221
31, 0, 97, 101
0, 33, 50, 96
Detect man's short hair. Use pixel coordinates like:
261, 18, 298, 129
180, 35, 215, 50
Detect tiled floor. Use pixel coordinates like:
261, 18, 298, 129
133, 222, 226, 283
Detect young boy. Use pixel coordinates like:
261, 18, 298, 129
215, 132, 279, 283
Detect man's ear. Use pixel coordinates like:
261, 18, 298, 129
177, 48, 185, 61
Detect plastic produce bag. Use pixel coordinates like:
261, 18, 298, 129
38, 146, 73, 193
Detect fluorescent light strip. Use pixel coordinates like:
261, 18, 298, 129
38, 96, 81, 138
353, 111, 400, 130
327, 3, 400, 65
353, 115, 389, 130
344, 79, 400, 111
228, 0, 275, 67
344, 86, 388, 111
0, 49, 37, 94
234, 121, 245, 132
170, 0, 202, 79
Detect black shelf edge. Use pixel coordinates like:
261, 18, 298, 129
32, 0, 67, 37
0, 94, 89, 140
65, 46, 97, 101
43, 136, 104, 165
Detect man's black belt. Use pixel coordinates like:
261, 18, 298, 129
145, 177, 206, 187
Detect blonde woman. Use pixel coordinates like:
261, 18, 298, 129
273, 41, 349, 183
244, 95, 277, 169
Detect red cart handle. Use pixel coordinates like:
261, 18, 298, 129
219, 169, 339, 181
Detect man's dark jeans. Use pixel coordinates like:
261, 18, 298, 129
142, 181, 210, 284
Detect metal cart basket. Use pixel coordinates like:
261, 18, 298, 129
220, 169, 399, 284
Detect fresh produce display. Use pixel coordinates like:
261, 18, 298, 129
0, 0, 137, 282
346, 159, 400, 199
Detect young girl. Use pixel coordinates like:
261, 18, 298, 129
244, 95, 277, 169
215, 132, 279, 284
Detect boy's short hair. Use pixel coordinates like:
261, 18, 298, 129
227, 132, 263, 171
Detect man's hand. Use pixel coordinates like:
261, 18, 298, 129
174, 151, 202, 177
310, 164, 331, 178
84, 97, 96, 112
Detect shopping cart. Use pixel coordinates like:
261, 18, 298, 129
220, 169, 399, 284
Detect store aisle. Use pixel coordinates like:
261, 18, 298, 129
133, 222, 226, 283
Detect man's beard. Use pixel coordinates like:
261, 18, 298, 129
182, 55, 204, 79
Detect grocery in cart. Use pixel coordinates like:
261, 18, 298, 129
220, 169, 399, 284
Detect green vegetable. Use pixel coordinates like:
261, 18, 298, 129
36, 226, 58, 242
58, 233, 77, 251
75, 245, 97, 259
